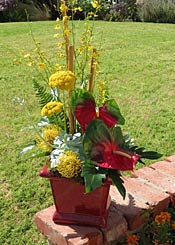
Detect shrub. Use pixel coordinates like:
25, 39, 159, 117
0, 0, 51, 22
138, 0, 175, 23
105, 0, 139, 22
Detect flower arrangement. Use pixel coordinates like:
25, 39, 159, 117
18, 0, 161, 199
122, 208, 175, 245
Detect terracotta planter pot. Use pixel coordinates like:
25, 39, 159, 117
40, 164, 111, 227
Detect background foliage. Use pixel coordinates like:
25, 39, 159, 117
0, 20, 175, 244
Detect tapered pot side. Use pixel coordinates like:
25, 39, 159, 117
40, 164, 111, 227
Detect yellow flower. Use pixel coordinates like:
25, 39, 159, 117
13, 58, 21, 64
27, 61, 35, 66
49, 71, 75, 90
63, 15, 69, 23
54, 33, 61, 38
73, 7, 83, 12
38, 63, 46, 69
57, 150, 82, 178
41, 101, 63, 117
155, 212, 171, 225
64, 28, 70, 38
91, 1, 100, 9
60, 3, 68, 14
35, 41, 41, 46
126, 234, 139, 245
24, 54, 31, 59
36, 124, 61, 152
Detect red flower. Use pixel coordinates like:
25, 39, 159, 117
73, 92, 124, 133
91, 141, 139, 171
83, 119, 140, 171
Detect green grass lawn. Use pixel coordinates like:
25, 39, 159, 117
0, 20, 175, 244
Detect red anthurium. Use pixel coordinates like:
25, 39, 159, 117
94, 141, 140, 171
74, 99, 97, 133
83, 119, 140, 171
73, 91, 125, 133
99, 105, 119, 128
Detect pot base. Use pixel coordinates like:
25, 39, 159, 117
52, 208, 109, 227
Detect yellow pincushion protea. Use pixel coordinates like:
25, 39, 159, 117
41, 101, 63, 117
49, 70, 75, 91
57, 150, 82, 178
36, 124, 61, 152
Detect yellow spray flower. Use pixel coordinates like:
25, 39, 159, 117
27, 61, 35, 66
73, 7, 83, 12
63, 15, 69, 23
60, 3, 68, 14
38, 63, 46, 69
92, 1, 100, 9
155, 212, 171, 225
41, 101, 63, 117
49, 71, 75, 90
24, 53, 31, 59
57, 150, 82, 178
36, 124, 61, 152
35, 41, 41, 46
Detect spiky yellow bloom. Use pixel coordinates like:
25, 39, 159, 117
49, 71, 75, 90
41, 101, 63, 117
126, 234, 139, 245
36, 124, 61, 152
57, 150, 82, 178
155, 212, 171, 225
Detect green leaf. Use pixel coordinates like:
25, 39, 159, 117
104, 99, 125, 125
33, 79, 53, 108
108, 169, 126, 199
140, 151, 163, 159
112, 126, 124, 147
83, 119, 112, 159
82, 161, 106, 192
71, 89, 95, 113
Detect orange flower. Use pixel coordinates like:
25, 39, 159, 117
126, 234, 139, 245
155, 212, 171, 225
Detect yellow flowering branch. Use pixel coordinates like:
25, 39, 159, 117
68, 45, 75, 134
88, 48, 97, 92
61, 0, 69, 68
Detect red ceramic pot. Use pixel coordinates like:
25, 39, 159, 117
40, 164, 111, 227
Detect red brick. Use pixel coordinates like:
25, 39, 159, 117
101, 203, 128, 244
34, 205, 103, 245
150, 160, 175, 177
110, 185, 150, 230
136, 166, 175, 194
109, 176, 170, 230
166, 155, 175, 162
